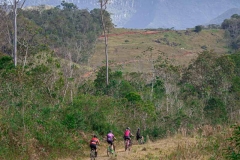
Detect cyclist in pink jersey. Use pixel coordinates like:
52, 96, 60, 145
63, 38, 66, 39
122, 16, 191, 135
124, 127, 134, 144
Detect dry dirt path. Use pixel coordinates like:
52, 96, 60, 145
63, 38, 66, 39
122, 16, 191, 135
80, 137, 197, 160
98, 31, 160, 39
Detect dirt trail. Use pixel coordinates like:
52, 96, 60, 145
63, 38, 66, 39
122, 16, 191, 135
98, 31, 160, 39
80, 137, 196, 160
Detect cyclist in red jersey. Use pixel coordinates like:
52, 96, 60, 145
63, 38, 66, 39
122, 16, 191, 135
89, 135, 100, 157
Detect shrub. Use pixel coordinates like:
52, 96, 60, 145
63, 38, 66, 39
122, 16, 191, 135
224, 124, 240, 160
201, 45, 207, 50
204, 98, 227, 125
0, 56, 14, 70
144, 126, 166, 140
194, 25, 202, 33
125, 92, 142, 103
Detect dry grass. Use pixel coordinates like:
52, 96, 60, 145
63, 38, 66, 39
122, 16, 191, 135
72, 125, 233, 160
88, 28, 227, 76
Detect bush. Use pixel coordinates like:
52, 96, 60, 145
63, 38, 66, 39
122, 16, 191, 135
224, 124, 240, 159
125, 92, 142, 103
201, 45, 207, 50
204, 98, 227, 125
194, 25, 202, 33
144, 126, 166, 140
0, 56, 14, 70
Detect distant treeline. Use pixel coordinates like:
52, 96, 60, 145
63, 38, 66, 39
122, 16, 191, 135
0, 1, 113, 63
222, 14, 240, 51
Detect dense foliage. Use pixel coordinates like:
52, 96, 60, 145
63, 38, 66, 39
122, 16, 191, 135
0, 50, 240, 159
222, 14, 240, 51
0, 2, 113, 64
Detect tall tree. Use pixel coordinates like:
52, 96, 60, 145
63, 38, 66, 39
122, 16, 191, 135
3, 0, 26, 66
99, 0, 109, 85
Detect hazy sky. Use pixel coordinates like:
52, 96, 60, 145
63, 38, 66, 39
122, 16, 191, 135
23, 0, 240, 29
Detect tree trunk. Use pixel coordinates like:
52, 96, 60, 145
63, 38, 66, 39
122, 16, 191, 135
100, 0, 109, 85
23, 46, 28, 69
14, 0, 17, 66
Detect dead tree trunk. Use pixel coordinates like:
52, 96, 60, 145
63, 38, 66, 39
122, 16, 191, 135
99, 0, 109, 85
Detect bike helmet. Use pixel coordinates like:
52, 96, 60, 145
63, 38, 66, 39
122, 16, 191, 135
127, 127, 130, 130
93, 134, 97, 138
109, 130, 112, 133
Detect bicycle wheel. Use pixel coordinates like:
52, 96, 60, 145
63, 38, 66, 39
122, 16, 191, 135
128, 140, 131, 151
107, 146, 110, 156
107, 145, 114, 156
138, 137, 143, 144
90, 149, 95, 160
125, 140, 129, 151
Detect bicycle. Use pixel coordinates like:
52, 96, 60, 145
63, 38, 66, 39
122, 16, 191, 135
90, 148, 96, 160
125, 139, 131, 151
137, 136, 145, 144
107, 144, 115, 157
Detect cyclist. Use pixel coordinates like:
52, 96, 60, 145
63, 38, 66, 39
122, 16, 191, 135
136, 128, 141, 140
89, 134, 100, 157
124, 127, 134, 146
136, 128, 143, 144
106, 130, 116, 151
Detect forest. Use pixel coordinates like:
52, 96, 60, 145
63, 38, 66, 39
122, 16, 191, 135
0, 1, 239, 160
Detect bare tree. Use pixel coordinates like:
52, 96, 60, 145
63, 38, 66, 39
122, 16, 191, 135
0, 4, 12, 56
99, 0, 109, 85
4, 0, 26, 66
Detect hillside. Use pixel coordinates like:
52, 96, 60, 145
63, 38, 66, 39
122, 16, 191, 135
86, 28, 227, 77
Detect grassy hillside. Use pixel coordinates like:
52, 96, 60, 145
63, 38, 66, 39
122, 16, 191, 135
87, 28, 227, 76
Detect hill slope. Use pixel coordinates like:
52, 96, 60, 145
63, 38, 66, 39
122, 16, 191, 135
86, 28, 227, 76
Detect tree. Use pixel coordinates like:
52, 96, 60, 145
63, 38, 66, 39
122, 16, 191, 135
99, 0, 110, 85
204, 97, 227, 125
0, 8, 12, 56
194, 25, 202, 33
222, 14, 240, 51
94, 66, 112, 95
3, 0, 26, 66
